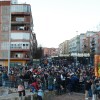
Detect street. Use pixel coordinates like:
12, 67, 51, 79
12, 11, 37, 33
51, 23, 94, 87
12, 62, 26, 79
53, 93, 90, 100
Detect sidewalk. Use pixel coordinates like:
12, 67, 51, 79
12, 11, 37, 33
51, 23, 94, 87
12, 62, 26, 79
0, 88, 55, 100
0, 88, 34, 100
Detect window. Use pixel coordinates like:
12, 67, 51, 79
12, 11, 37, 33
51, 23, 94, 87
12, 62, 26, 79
1, 34, 9, 41
11, 42, 30, 49
2, 16, 10, 23
11, 5, 31, 12
23, 44, 25, 46
1, 42, 9, 50
2, 51, 8, 58
26, 44, 28, 46
2, 24, 9, 32
11, 33, 30, 40
11, 44, 13, 48
16, 17, 24, 22
2, 6, 10, 15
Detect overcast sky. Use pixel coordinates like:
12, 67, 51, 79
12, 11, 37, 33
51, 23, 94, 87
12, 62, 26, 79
19, 0, 100, 48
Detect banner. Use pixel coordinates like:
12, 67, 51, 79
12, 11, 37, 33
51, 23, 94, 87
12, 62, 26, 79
94, 55, 100, 77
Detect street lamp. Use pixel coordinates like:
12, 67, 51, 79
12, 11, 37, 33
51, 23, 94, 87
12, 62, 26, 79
8, 4, 11, 74
76, 31, 78, 67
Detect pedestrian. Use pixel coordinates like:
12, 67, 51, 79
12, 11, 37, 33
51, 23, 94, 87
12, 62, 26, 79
30, 79, 39, 93
18, 82, 25, 100
84, 78, 92, 100
47, 73, 54, 91
37, 86, 44, 100
55, 72, 62, 95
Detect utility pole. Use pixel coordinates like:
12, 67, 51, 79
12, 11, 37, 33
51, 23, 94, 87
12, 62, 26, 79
76, 31, 78, 67
8, 2, 11, 75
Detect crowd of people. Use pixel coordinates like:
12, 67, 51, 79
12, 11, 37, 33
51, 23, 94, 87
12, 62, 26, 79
0, 58, 100, 100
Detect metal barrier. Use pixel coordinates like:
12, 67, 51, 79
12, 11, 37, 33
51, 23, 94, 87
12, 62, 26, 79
2, 80, 18, 88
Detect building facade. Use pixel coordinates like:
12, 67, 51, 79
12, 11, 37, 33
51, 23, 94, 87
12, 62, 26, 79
0, 0, 37, 67
83, 36, 90, 53
79, 34, 85, 53
90, 32, 100, 55
69, 35, 80, 53
43, 48, 58, 57
58, 40, 69, 55
0, 0, 11, 66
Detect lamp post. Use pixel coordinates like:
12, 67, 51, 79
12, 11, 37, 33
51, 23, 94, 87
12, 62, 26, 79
76, 31, 78, 67
8, 3, 11, 74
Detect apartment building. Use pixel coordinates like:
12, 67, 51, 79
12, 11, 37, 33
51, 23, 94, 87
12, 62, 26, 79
79, 34, 85, 53
90, 32, 100, 55
0, 0, 11, 66
86, 31, 97, 37
0, 0, 37, 67
83, 36, 90, 53
69, 35, 80, 53
58, 34, 85, 57
58, 40, 69, 55
43, 48, 58, 57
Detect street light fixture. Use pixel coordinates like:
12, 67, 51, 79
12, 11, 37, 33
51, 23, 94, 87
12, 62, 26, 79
76, 31, 78, 67
8, 3, 11, 74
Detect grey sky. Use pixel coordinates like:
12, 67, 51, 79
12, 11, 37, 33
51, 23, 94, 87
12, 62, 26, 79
19, 0, 100, 47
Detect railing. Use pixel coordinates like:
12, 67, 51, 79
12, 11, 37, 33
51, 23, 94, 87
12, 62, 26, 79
2, 80, 18, 88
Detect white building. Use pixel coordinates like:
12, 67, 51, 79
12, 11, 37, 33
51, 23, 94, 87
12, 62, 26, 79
58, 40, 69, 55
69, 35, 79, 53
69, 34, 85, 53
86, 31, 97, 37
11, 0, 18, 4
79, 34, 85, 53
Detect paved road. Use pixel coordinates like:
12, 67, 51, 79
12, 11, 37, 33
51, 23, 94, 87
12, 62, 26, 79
53, 92, 92, 100
0, 88, 93, 100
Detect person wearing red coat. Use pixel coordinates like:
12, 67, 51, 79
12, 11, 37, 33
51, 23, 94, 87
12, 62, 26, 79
30, 79, 39, 92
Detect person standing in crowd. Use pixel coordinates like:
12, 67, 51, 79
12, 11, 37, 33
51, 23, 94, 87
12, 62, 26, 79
55, 72, 62, 95
30, 79, 39, 93
84, 78, 92, 100
60, 71, 66, 93
18, 82, 25, 100
66, 73, 72, 94
2, 71, 8, 86
37, 86, 44, 100
47, 72, 54, 91
92, 78, 100, 100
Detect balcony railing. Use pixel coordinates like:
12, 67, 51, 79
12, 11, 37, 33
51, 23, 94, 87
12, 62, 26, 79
11, 21, 30, 24
11, 26, 31, 32
10, 56, 30, 60
11, 49, 30, 53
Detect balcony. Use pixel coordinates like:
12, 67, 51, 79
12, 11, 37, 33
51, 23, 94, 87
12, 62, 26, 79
11, 26, 31, 32
11, 12, 30, 15
11, 5, 31, 13
91, 38, 95, 45
10, 57, 30, 60
90, 47, 95, 54
91, 41, 95, 45
11, 21, 30, 25
11, 48, 30, 51
10, 54, 30, 60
